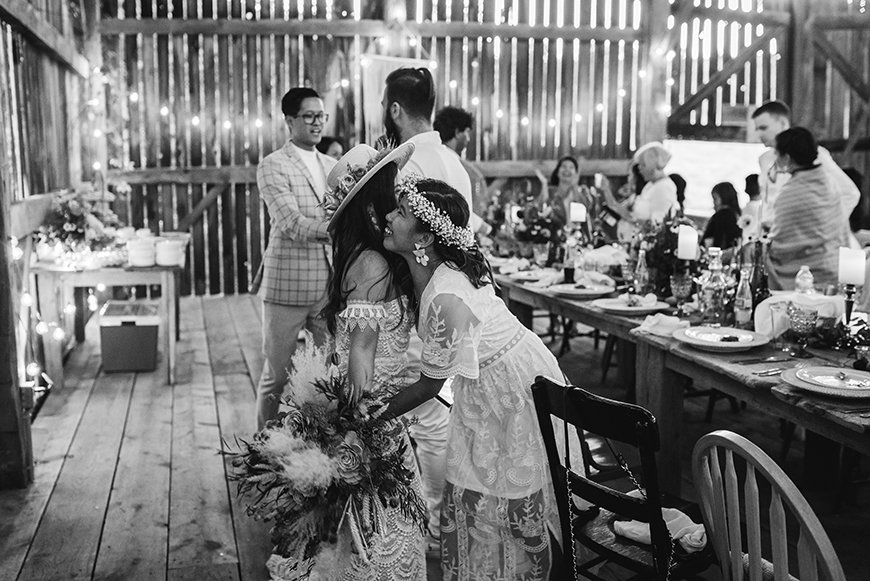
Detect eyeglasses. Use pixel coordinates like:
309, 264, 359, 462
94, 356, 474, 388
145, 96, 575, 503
292, 112, 329, 125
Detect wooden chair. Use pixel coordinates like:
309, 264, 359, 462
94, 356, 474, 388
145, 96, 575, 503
532, 376, 714, 580
692, 430, 846, 581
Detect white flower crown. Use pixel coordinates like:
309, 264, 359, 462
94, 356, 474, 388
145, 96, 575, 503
397, 175, 476, 250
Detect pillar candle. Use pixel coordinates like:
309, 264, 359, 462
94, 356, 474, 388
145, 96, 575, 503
838, 247, 865, 286
569, 202, 587, 223
676, 225, 699, 260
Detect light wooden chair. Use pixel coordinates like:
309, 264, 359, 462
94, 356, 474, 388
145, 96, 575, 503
692, 430, 846, 581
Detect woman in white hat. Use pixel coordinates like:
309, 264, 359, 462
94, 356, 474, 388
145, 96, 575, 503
266, 142, 426, 581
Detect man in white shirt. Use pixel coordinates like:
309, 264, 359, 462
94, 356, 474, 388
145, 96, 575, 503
752, 100, 860, 241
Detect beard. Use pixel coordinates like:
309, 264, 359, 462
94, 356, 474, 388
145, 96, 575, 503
383, 111, 401, 145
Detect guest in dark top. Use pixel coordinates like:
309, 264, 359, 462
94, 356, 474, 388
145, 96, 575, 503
669, 173, 687, 213
703, 181, 743, 249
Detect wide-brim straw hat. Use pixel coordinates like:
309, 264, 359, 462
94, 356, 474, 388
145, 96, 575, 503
326, 142, 415, 232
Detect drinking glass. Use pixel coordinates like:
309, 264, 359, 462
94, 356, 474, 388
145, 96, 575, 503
669, 273, 694, 318
768, 302, 789, 351
788, 306, 819, 358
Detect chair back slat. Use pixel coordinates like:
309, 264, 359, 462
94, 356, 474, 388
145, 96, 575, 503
770, 491, 789, 581
744, 465, 763, 581
798, 532, 819, 581
693, 431, 846, 581
724, 449, 744, 580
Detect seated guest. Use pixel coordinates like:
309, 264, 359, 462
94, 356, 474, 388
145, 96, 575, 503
602, 141, 679, 241
767, 127, 852, 290
703, 182, 743, 249
537, 155, 599, 242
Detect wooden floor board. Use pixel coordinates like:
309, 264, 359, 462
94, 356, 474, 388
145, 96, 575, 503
17, 372, 136, 581
224, 294, 263, 391
92, 370, 173, 581
168, 300, 238, 572
201, 296, 247, 377
166, 562, 240, 581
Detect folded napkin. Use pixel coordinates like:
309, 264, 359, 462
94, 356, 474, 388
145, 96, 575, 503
583, 244, 630, 268
495, 257, 531, 275
637, 314, 690, 337
527, 271, 564, 288
753, 292, 845, 338
613, 507, 707, 553
575, 271, 616, 287
617, 292, 658, 307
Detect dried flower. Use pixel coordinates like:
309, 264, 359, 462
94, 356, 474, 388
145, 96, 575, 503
335, 431, 367, 484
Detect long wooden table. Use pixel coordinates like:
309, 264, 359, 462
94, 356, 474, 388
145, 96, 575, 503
32, 263, 180, 387
496, 273, 870, 495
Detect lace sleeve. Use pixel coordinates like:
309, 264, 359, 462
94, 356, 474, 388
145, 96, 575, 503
338, 300, 389, 332
419, 292, 481, 380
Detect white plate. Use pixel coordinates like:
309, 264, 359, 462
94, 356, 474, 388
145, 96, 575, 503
508, 269, 558, 282
591, 298, 670, 315
782, 368, 870, 399
795, 367, 870, 390
547, 283, 615, 299
672, 326, 769, 353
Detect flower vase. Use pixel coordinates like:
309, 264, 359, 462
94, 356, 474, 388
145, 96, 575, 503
532, 243, 550, 267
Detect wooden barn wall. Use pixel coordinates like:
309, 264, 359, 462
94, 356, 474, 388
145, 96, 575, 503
99, 0, 859, 297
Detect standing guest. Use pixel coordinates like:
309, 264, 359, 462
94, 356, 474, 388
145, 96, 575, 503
316, 135, 345, 160
670, 173, 687, 212
702, 182, 743, 249
741, 173, 762, 242
766, 127, 851, 290
379, 178, 565, 580
251, 88, 337, 431
752, 100, 859, 236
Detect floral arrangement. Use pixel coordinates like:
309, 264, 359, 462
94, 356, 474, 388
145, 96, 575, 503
226, 336, 426, 579
321, 146, 396, 223
514, 197, 559, 245
636, 210, 699, 296
36, 186, 120, 253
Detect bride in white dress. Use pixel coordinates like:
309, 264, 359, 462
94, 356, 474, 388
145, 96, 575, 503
266, 143, 425, 581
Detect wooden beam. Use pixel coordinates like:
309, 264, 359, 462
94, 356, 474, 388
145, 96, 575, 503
812, 31, 870, 103
640, 0, 677, 144
176, 184, 229, 232
670, 27, 781, 122
0, 0, 90, 77
98, 17, 642, 43
687, 4, 791, 27
844, 102, 870, 158
813, 13, 870, 30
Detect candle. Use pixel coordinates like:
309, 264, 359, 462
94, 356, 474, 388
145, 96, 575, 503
676, 225, 699, 260
569, 202, 587, 223
838, 247, 866, 286
509, 205, 522, 224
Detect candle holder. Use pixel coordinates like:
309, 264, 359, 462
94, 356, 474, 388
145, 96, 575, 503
843, 283, 858, 343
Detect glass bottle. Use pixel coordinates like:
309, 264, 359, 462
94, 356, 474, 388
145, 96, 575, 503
563, 236, 576, 284
795, 265, 815, 294
633, 249, 650, 295
734, 265, 754, 329
700, 247, 728, 325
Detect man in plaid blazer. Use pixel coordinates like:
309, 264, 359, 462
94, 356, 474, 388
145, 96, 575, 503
252, 87, 337, 430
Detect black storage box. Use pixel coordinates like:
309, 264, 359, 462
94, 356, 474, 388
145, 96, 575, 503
99, 301, 160, 372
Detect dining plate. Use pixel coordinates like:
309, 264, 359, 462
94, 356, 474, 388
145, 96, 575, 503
590, 298, 670, 315
782, 368, 870, 399
795, 367, 870, 390
507, 269, 558, 282
548, 283, 615, 299
672, 326, 770, 353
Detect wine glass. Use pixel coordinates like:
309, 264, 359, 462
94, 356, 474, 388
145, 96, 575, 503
788, 306, 818, 358
670, 273, 694, 318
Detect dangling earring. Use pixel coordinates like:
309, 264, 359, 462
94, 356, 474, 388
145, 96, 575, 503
413, 241, 430, 266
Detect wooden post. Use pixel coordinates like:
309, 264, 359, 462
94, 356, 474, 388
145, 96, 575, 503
638, 0, 671, 146
0, 183, 32, 489
789, 0, 814, 128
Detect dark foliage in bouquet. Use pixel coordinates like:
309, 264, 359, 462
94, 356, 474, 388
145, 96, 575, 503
514, 198, 560, 245
224, 337, 426, 575
637, 210, 699, 297
36, 187, 120, 252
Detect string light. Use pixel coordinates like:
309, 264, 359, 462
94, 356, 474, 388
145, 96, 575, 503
52, 327, 66, 342
93, 161, 102, 171
160, 106, 169, 116
496, 110, 504, 119
26, 363, 40, 377
521, 117, 530, 126
12, 246, 24, 261
35, 322, 49, 335
93, 129, 103, 138
471, 97, 480, 106
96, 283, 107, 292
574, 114, 583, 122
223, 120, 232, 130
64, 303, 76, 315
129, 92, 139, 102
548, 118, 557, 127
428, 60, 438, 70
21, 292, 34, 307
638, 70, 647, 79
255, 118, 263, 128
191, 116, 201, 126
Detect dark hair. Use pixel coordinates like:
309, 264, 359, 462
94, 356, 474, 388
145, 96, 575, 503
409, 179, 493, 291
385, 67, 436, 120
752, 99, 791, 120
669, 173, 687, 209
281, 87, 321, 117
631, 163, 646, 196
321, 163, 413, 334
745, 174, 760, 198
774, 126, 818, 167
711, 182, 742, 215
550, 156, 580, 186
316, 136, 344, 155
433, 106, 473, 143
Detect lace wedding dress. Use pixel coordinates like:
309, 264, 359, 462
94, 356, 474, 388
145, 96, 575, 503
419, 264, 565, 581
266, 297, 426, 581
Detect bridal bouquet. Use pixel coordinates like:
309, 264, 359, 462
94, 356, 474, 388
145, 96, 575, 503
226, 337, 426, 579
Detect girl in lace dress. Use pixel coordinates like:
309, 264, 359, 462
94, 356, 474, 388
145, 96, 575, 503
266, 143, 426, 581
380, 177, 565, 581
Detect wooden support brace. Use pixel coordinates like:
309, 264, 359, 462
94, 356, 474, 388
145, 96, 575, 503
175, 184, 229, 233
812, 31, 870, 103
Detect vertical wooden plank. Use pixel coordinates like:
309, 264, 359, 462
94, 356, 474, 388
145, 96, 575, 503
790, 0, 814, 127
172, 30, 193, 296
199, 1, 221, 296
638, 0, 669, 145
187, 0, 206, 296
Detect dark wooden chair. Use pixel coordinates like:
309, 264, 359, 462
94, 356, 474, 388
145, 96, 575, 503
532, 376, 714, 580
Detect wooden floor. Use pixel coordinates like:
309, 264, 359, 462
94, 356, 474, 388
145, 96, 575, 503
1, 295, 868, 581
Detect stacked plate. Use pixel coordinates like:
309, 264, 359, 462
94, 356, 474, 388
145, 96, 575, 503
782, 367, 870, 398
155, 239, 185, 266
127, 238, 156, 267
672, 326, 769, 353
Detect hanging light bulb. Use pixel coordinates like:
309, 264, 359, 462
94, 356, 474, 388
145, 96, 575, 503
64, 303, 76, 315
52, 327, 66, 341
20, 292, 34, 307
88, 295, 99, 311
35, 321, 49, 335
96, 283, 107, 292
26, 362, 40, 377
12, 246, 24, 261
